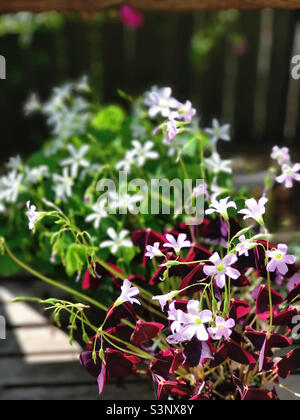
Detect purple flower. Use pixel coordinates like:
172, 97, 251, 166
152, 290, 179, 311
238, 197, 268, 225
50, 252, 57, 264
145, 242, 164, 260
266, 244, 296, 276
26, 201, 43, 231
271, 146, 290, 166
163, 233, 191, 255
276, 163, 300, 188
178, 100, 196, 123
145, 87, 179, 119
193, 183, 209, 201
167, 300, 213, 343
208, 316, 235, 340
287, 273, 300, 291
165, 115, 179, 143
116, 279, 140, 306
236, 235, 256, 257
203, 252, 241, 289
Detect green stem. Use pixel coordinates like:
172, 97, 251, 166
3, 240, 107, 313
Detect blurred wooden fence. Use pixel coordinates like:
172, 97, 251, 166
0, 9, 300, 161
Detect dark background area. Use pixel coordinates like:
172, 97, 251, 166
0, 9, 300, 163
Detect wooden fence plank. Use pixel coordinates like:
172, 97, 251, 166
264, 10, 296, 147
233, 10, 261, 149
2, 0, 300, 13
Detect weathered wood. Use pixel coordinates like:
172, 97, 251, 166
0, 381, 154, 400
1, 0, 300, 12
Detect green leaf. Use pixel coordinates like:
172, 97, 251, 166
91, 105, 125, 132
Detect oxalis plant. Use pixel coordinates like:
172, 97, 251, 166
1, 80, 300, 400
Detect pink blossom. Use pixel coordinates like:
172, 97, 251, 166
236, 235, 256, 257
271, 146, 290, 166
266, 244, 296, 276
145, 242, 164, 260
238, 197, 268, 225
276, 163, 300, 188
120, 6, 144, 29
203, 252, 241, 289
179, 100, 196, 123
193, 183, 209, 201
163, 233, 191, 255
152, 290, 179, 311
167, 300, 213, 343
208, 316, 235, 340
165, 115, 179, 143
287, 273, 300, 291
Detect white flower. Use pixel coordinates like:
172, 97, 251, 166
25, 165, 50, 185
131, 140, 159, 167
145, 242, 164, 260
85, 199, 108, 229
75, 75, 91, 93
163, 233, 191, 255
0, 171, 23, 203
24, 93, 41, 116
238, 197, 268, 225
205, 119, 231, 145
206, 197, 237, 220
108, 192, 143, 214
100, 228, 133, 255
26, 201, 43, 231
6, 155, 22, 171
116, 150, 137, 173
60, 144, 89, 177
276, 163, 300, 189
117, 279, 140, 306
0, 202, 6, 213
52, 168, 74, 202
205, 152, 232, 175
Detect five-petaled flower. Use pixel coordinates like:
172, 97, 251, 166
145, 242, 164, 260
100, 228, 133, 255
266, 244, 296, 276
60, 144, 89, 178
205, 119, 231, 145
85, 199, 108, 229
163, 233, 191, 255
271, 146, 291, 166
203, 252, 241, 289
168, 300, 213, 343
116, 278, 141, 306
276, 163, 300, 189
205, 196, 237, 221
208, 316, 235, 340
238, 197, 268, 226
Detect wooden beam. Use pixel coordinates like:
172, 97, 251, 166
1, 0, 300, 13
